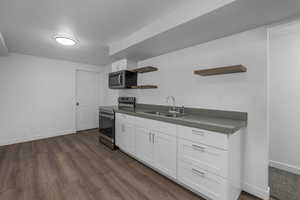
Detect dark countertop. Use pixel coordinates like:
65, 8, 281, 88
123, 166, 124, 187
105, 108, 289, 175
112, 105, 247, 134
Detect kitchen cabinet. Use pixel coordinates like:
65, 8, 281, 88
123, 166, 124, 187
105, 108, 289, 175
177, 125, 228, 150
177, 125, 241, 200
111, 59, 137, 72
178, 139, 228, 178
152, 130, 177, 178
178, 157, 228, 200
124, 123, 135, 155
135, 117, 177, 179
135, 126, 154, 165
115, 114, 122, 148
115, 113, 135, 155
115, 113, 242, 200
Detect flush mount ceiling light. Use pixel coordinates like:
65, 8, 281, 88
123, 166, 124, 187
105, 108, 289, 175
54, 34, 77, 46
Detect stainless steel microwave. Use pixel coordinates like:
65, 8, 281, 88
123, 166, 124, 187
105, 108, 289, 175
108, 70, 137, 89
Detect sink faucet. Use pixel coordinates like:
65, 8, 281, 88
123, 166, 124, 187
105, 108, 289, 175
166, 96, 176, 113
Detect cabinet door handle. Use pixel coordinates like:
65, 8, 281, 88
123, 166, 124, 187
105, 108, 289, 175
152, 134, 155, 144
192, 130, 205, 136
149, 132, 151, 143
192, 144, 205, 152
192, 168, 205, 177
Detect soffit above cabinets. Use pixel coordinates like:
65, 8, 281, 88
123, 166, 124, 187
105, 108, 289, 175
0, 32, 8, 56
109, 0, 300, 61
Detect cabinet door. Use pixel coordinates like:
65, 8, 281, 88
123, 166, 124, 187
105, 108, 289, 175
118, 122, 127, 150
124, 123, 135, 155
115, 114, 135, 155
153, 131, 177, 178
135, 126, 153, 165
115, 115, 122, 148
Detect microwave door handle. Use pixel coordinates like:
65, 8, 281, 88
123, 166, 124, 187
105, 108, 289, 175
118, 74, 121, 85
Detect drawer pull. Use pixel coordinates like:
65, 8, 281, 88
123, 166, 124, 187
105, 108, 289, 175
192, 130, 205, 136
192, 144, 205, 152
192, 168, 205, 176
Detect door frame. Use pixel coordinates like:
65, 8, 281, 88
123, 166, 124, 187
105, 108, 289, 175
75, 69, 102, 132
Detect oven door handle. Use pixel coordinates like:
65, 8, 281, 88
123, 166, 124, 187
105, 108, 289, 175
100, 113, 115, 119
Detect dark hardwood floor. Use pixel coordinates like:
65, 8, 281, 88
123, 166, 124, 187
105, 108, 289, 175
0, 130, 262, 200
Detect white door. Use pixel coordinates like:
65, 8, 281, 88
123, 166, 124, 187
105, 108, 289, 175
135, 126, 153, 165
76, 70, 101, 131
153, 131, 177, 178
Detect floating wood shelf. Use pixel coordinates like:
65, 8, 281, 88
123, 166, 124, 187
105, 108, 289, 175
130, 66, 158, 73
130, 85, 158, 89
194, 65, 247, 76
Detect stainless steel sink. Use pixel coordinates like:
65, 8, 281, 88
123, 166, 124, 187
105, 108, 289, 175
144, 111, 163, 115
143, 111, 185, 118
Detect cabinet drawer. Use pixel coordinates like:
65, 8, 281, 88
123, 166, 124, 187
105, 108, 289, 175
116, 113, 136, 124
135, 117, 176, 137
177, 125, 228, 150
178, 158, 228, 200
178, 139, 228, 178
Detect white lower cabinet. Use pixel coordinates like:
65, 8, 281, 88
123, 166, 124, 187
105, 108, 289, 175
124, 123, 135, 155
135, 120, 177, 179
177, 125, 241, 200
178, 157, 228, 200
152, 130, 177, 178
115, 113, 135, 155
178, 139, 228, 178
115, 115, 122, 147
115, 113, 241, 200
135, 126, 154, 165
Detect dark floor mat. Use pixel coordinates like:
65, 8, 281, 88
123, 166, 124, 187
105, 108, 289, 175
269, 167, 300, 200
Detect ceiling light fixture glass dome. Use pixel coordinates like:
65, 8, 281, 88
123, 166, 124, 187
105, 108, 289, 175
54, 34, 77, 46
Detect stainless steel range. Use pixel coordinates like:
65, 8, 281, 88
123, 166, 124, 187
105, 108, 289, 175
99, 106, 116, 149
99, 97, 136, 149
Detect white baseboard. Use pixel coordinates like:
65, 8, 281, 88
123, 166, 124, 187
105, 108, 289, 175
0, 129, 76, 146
269, 160, 300, 175
243, 182, 270, 200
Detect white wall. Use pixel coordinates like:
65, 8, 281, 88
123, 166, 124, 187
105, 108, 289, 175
0, 53, 104, 146
102, 64, 119, 106
119, 28, 269, 199
269, 21, 300, 175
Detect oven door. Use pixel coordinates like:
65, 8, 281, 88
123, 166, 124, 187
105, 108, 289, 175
109, 71, 124, 89
99, 112, 115, 141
